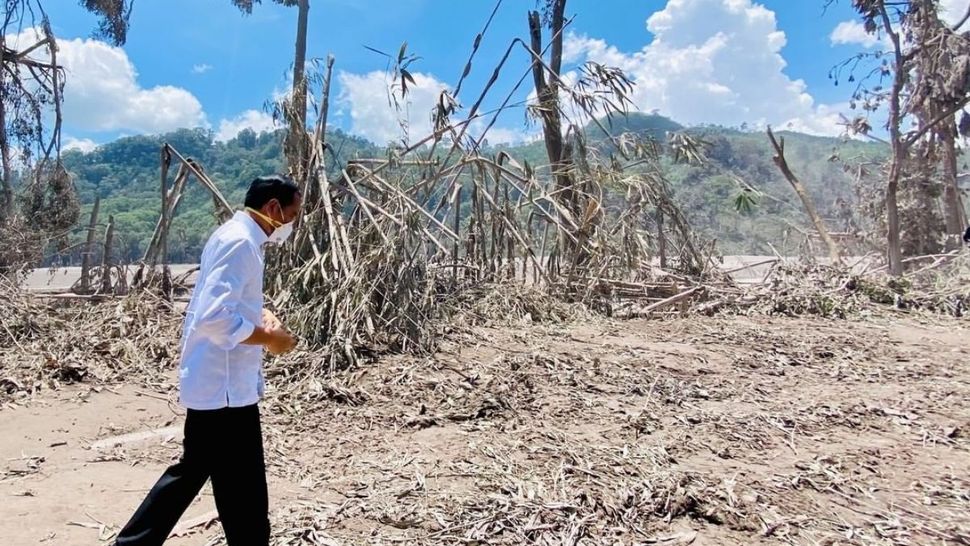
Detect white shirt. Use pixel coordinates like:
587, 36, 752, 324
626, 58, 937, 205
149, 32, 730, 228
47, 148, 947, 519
179, 211, 268, 410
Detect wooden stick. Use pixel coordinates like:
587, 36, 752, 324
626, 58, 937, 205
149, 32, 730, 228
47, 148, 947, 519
339, 169, 390, 245
356, 166, 460, 242
164, 145, 234, 219
722, 258, 779, 276
471, 177, 550, 284
640, 286, 703, 315
100, 215, 115, 294
452, 183, 462, 281
79, 197, 100, 293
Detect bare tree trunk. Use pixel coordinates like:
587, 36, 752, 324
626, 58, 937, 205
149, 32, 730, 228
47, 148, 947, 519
100, 215, 115, 294
879, 2, 906, 277
80, 197, 101, 293
527, 3, 572, 213
159, 146, 171, 266
285, 0, 310, 180
941, 119, 966, 249
767, 128, 842, 265
0, 98, 13, 220
452, 184, 462, 281
886, 160, 904, 274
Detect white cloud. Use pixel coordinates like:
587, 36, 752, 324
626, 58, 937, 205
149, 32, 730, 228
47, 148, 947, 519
63, 137, 98, 153
468, 121, 540, 146
563, 0, 845, 136
940, 0, 970, 26
215, 110, 278, 142
780, 103, 849, 134
482, 126, 539, 145
830, 21, 881, 48
192, 63, 213, 74
5, 28, 205, 134
338, 70, 538, 145
337, 70, 448, 145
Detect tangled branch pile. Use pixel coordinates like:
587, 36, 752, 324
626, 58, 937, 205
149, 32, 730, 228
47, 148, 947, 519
701, 252, 970, 319
260, 45, 718, 371
0, 276, 181, 401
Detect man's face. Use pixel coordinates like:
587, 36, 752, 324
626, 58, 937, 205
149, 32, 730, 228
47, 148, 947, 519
266, 194, 303, 225
279, 194, 302, 225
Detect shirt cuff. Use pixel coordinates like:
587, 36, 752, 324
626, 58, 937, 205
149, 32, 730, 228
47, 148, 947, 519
218, 318, 256, 351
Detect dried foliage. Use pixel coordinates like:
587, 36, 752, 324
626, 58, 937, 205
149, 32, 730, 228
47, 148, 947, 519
700, 252, 970, 319
831, 0, 970, 273
21, 161, 80, 234
229, 0, 300, 15
0, 218, 42, 278
190, 314, 969, 545
260, 29, 716, 370
0, 277, 181, 400
0, 163, 79, 275
76, 0, 133, 46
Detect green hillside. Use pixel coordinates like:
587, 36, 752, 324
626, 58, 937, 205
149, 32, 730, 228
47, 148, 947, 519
55, 114, 886, 265
60, 127, 379, 264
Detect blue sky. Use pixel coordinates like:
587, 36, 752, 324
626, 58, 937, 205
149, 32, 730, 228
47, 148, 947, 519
16, 0, 969, 149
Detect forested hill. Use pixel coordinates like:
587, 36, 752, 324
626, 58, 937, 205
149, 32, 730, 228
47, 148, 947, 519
59, 114, 885, 264
61, 127, 379, 263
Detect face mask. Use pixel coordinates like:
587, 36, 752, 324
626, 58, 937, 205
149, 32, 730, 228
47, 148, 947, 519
246, 205, 294, 245
269, 221, 294, 244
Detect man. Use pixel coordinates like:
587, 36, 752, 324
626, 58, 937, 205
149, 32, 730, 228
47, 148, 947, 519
115, 175, 301, 545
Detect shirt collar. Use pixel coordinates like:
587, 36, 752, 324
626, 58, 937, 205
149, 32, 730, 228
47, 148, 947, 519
233, 210, 270, 247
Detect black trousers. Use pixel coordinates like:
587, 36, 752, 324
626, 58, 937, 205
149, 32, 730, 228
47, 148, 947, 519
115, 404, 269, 546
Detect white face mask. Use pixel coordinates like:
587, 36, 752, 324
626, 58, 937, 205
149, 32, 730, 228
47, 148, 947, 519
247, 205, 294, 245
269, 221, 294, 244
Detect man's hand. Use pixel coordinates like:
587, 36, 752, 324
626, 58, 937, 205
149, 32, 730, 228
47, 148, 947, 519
262, 308, 282, 330
265, 327, 297, 355
242, 310, 297, 353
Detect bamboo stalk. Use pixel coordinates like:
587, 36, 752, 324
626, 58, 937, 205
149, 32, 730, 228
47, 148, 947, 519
640, 286, 704, 315
79, 196, 100, 293
470, 177, 550, 284
100, 215, 115, 294
453, 183, 462, 282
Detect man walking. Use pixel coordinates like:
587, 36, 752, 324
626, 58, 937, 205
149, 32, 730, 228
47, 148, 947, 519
115, 175, 301, 545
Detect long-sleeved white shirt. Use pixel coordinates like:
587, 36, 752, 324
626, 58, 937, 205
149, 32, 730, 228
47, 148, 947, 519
179, 211, 268, 410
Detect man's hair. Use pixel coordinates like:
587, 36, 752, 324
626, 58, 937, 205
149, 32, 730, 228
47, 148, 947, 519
244, 175, 301, 209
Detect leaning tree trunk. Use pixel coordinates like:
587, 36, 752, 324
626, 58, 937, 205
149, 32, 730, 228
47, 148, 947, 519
285, 0, 310, 181
767, 128, 842, 266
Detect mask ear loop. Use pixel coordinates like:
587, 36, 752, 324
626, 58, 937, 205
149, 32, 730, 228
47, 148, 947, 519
274, 200, 288, 225
246, 207, 282, 229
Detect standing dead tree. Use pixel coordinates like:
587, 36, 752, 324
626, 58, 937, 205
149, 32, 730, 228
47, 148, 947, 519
229, 0, 311, 181
252, 4, 715, 369
1, 3, 60, 219
906, 1, 970, 249
836, 0, 970, 275
1, 0, 131, 275
528, 0, 574, 217
134, 143, 234, 297
766, 127, 842, 265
